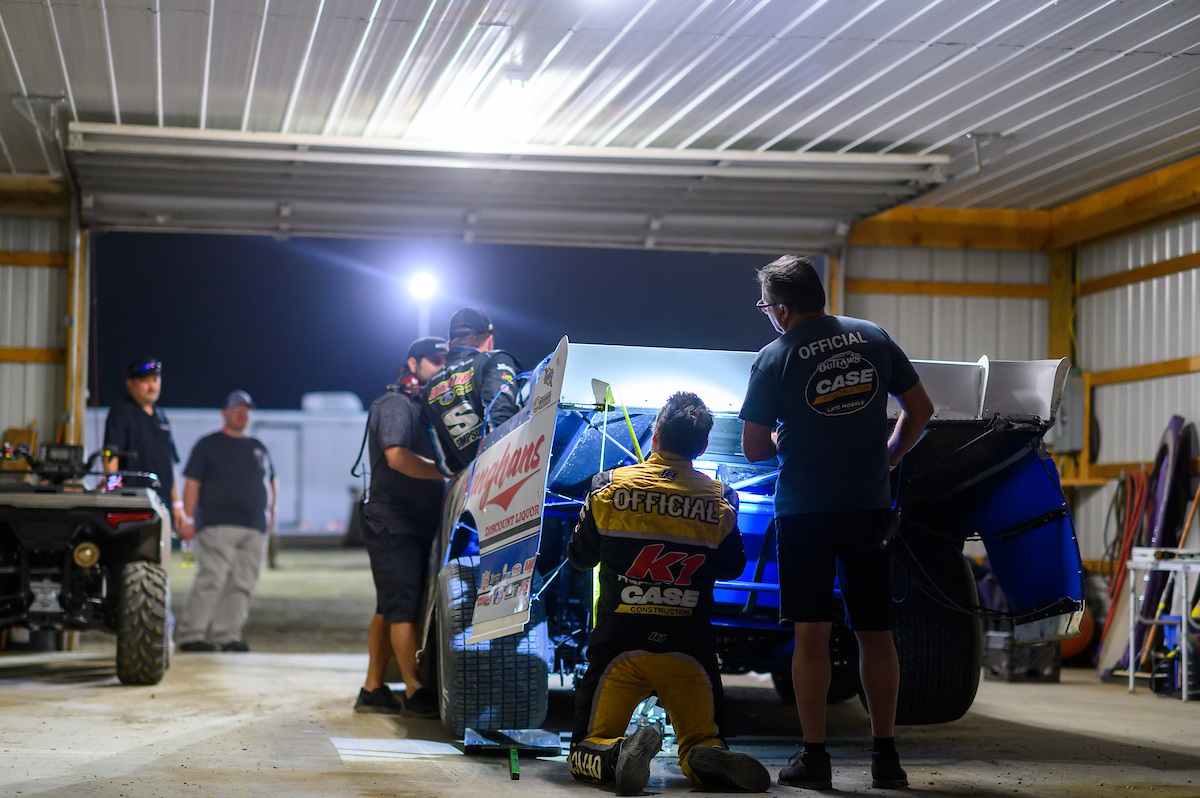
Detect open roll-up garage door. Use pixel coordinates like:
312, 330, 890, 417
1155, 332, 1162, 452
66, 123, 946, 252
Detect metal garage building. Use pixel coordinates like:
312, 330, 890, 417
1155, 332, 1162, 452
2, 0, 1199, 565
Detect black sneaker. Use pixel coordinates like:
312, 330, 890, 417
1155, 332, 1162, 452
686, 745, 772, 792
778, 749, 833, 790
354, 685, 402, 714
400, 686, 439, 719
614, 724, 662, 796
220, 640, 251, 652
871, 751, 908, 789
178, 640, 216, 652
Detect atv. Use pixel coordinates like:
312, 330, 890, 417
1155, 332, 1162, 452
0, 443, 171, 685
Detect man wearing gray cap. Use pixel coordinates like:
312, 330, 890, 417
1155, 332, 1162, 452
422, 307, 522, 474
176, 390, 277, 652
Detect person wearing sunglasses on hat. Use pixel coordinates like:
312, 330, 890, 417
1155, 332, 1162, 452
102, 356, 185, 531
421, 307, 523, 475
738, 255, 933, 792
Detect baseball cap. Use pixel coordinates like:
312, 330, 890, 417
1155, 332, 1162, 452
448, 307, 494, 339
408, 336, 449, 361
127, 356, 162, 378
223, 389, 256, 410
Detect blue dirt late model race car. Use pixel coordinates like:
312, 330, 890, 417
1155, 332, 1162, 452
420, 339, 1085, 738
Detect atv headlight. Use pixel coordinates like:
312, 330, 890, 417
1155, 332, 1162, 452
73, 541, 100, 568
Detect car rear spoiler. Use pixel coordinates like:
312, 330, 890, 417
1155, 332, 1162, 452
559, 343, 1070, 425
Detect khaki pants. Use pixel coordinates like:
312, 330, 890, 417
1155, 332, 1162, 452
177, 525, 267, 646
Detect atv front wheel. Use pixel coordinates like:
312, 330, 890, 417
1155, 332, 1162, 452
115, 560, 169, 685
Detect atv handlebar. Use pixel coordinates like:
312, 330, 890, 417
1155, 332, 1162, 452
1, 442, 151, 486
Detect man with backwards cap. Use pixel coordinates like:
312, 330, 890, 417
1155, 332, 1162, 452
176, 390, 278, 652
355, 336, 449, 717
422, 307, 522, 474
103, 356, 185, 530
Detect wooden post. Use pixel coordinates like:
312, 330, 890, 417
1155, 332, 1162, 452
1047, 249, 1074, 362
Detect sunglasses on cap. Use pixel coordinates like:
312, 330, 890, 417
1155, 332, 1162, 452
130, 360, 162, 376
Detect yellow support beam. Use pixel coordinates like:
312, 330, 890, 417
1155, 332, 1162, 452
1088, 355, 1200, 388
1077, 249, 1200, 297
849, 153, 1200, 253
1049, 152, 1200, 250
0, 347, 66, 364
847, 206, 1051, 250
1047, 250, 1074, 361
827, 254, 840, 314
0, 175, 70, 218
0, 251, 70, 267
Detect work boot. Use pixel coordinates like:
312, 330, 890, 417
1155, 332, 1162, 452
778, 749, 833, 790
400, 686, 439, 719
178, 640, 216, 652
870, 751, 908, 789
220, 640, 251, 652
354, 685, 402, 714
614, 724, 662, 795
686, 745, 772, 792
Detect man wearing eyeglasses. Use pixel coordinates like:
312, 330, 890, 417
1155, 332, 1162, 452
103, 356, 185, 531
739, 256, 933, 791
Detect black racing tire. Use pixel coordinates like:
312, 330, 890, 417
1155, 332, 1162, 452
771, 666, 794, 702
888, 536, 982, 724
436, 556, 551, 738
115, 560, 169, 685
770, 624, 861, 705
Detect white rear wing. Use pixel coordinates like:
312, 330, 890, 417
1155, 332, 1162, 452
559, 343, 1069, 425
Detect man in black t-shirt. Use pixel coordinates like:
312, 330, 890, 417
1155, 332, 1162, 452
102, 356, 184, 529
176, 390, 277, 653
355, 336, 449, 718
422, 307, 521, 474
739, 255, 933, 790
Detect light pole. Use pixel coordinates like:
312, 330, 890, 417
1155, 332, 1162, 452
408, 272, 437, 338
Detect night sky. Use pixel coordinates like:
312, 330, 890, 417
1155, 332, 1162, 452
90, 232, 788, 410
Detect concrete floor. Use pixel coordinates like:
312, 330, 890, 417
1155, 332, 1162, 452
2, 547, 1198, 798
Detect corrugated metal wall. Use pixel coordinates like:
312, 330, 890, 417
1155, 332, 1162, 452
843, 246, 1049, 361
1072, 211, 1200, 559
843, 245, 1051, 561
0, 217, 72, 445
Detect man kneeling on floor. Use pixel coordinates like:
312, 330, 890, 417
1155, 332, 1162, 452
566, 391, 771, 795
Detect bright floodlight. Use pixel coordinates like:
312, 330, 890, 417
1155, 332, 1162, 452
408, 272, 436, 300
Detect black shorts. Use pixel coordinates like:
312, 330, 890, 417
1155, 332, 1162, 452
362, 502, 434, 624
776, 509, 895, 631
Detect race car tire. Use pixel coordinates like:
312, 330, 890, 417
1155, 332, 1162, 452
115, 560, 169, 685
888, 535, 982, 724
436, 556, 551, 738
771, 623, 861, 705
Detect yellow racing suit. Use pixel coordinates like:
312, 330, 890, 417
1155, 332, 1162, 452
567, 451, 746, 787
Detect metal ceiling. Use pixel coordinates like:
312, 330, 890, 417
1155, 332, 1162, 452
2, 0, 1198, 252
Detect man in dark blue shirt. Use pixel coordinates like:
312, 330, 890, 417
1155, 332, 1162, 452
102, 356, 184, 530
176, 390, 276, 652
739, 255, 933, 791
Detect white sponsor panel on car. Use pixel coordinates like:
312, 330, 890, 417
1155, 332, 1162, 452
464, 336, 568, 644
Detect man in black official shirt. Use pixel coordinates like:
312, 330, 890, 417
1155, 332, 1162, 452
103, 356, 185, 530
